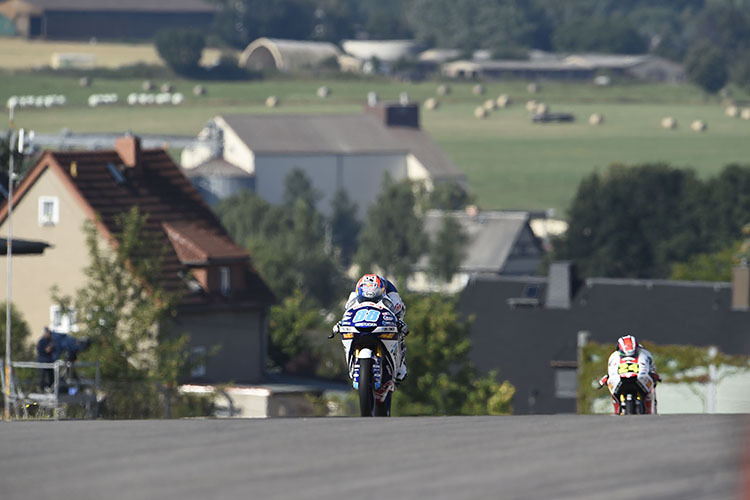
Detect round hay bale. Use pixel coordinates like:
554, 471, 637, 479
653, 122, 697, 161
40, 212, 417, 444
483, 98, 497, 111
741, 108, 750, 120
535, 102, 548, 115
79, 76, 92, 88
142, 80, 154, 91
472, 84, 485, 96
525, 100, 538, 112
317, 85, 330, 98
424, 97, 439, 110
725, 105, 739, 118
160, 82, 173, 93
527, 82, 539, 94
193, 85, 206, 97
437, 84, 451, 96
496, 94, 510, 108
690, 119, 707, 132
265, 95, 279, 108
588, 113, 604, 125
474, 106, 488, 119
661, 117, 677, 129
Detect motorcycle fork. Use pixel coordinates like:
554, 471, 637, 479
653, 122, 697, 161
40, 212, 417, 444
352, 346, 383, 390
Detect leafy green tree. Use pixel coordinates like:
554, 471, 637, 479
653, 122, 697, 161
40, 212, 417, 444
329, 189, 361, 266
283, 168, 321, 211
684, 40, 728, 94
703, 164, 750, 246
429, 215, 468, 283
155, 28, 206, 76
0, 302, 34, 361
69, 208, 201, 418
392, 294, 514, 416
671, 243, 737, 282
552, 17, 649, 54
355, 176, 428, 281
423, 181, 475, 211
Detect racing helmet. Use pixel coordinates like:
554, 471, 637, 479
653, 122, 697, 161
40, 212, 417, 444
617, 335, 639, 357
356, 274, 386, 302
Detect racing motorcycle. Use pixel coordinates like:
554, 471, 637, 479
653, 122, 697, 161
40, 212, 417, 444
599, 356, 657, 415
331, 299, 403, 417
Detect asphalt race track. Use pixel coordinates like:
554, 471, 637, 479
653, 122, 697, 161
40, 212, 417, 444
1, 415, 748, 500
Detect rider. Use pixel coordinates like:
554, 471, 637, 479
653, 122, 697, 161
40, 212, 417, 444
600, 334, 660, 414
343, 274, 409, 382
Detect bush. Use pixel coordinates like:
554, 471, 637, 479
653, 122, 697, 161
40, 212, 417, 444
155, 28, 206, 76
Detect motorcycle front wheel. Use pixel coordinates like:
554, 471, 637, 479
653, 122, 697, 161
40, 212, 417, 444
374, 392, 391, 417
625, 397, 636, 415
358, 358, 374, 417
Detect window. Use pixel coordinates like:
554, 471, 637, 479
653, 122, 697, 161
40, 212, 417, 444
38, 196, 59, 226
219, 266, 231, 296
190, 346, 207, 378
49, 305, 77, 333
554, 368, 577, 399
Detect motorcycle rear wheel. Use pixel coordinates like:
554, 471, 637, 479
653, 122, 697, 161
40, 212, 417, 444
358, 358, 374, 417
625, 398, 636, 415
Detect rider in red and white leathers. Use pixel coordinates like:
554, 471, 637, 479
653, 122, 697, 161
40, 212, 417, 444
599, 335, 661, 414
344, 274, 409, 382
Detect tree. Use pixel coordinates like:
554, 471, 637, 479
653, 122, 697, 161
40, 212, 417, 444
552, 17, 649, 54
429, 215, 468, 283
155, 29, 206, 76
684, 40, 728, 94
69, 208, 200, 418
329, 189, 361, 266
283, 168, 320, 211
671, 243, 737, 282
355, 176, 428, 281
422, 181, 475, 211
392, 294, 514, 416
0, 302, 34, 361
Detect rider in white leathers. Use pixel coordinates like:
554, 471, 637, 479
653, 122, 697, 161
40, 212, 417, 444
600, 335, 661, 414
343, 274, 409, 382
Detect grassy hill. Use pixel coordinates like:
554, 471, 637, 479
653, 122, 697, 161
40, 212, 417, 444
2, 49, 749, 215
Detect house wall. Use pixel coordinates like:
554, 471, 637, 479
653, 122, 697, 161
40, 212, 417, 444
254, 153, 407, 218
178, 309, 266, 383
0, 165, 91, 348
217, 119, 255, 174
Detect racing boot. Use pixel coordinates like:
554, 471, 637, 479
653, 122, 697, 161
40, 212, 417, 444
396, 335, 407, 383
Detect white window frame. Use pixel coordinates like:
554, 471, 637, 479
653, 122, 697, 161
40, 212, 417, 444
38, 196, 59, 226
190, 346, 207, 378
219, 266, 231, 296
49, 305, 77, 333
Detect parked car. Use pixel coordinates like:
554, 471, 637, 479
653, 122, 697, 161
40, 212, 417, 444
532, 112, 575, 123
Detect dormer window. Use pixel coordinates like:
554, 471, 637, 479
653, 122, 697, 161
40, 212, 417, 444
38, 196, 59, 226
219, 266, 231, 296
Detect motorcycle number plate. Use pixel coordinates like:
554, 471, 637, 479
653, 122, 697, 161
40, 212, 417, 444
618, 362, 639, 376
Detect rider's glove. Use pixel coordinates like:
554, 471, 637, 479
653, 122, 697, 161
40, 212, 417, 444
598, 375, 609, 388
397, 320, 409, 336
328, 323, 340, 339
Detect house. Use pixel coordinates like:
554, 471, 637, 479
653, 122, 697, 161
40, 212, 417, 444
181, 103, 467, 217
0, 135, 274, 384
238, 38, 341, 72
407, 209, 545, 293
0, 0, 216, 40
458, 262, 750, 415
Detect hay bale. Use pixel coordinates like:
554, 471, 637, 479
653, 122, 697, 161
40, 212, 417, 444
193, 85, 206, 96
741, 108, 750, 120
317, 85, 330, 98
588, 113, 604, 125
535, 102, 548, 115
265, 95, 279, 108
725, 105, 739, 118
437, 84, 451, 96
474, 106, 488, 119
142, 80, 154, 91
527, 82, 539, 94
690, 119, 707, 132
79, 76, 92, 88
424, 97, 439, 110
161, 82, 173, 93
483, 98, 497, 111
525, 100, 538, 112
661, 117, 677, 129
496, 94, 510, 108
472, 84, 485, 96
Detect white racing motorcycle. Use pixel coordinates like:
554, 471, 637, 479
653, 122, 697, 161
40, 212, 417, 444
331, 299, 403, 417
599, 355, 658, 415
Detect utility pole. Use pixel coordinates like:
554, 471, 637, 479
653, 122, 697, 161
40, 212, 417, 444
4, 109, 17, 421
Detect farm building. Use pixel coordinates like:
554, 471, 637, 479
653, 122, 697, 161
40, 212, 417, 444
239, 38, 341, 72
0, 0, 215, 39
181, 103, 467, 217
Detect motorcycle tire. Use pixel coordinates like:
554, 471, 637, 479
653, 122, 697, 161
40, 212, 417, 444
625, 398, 636, 415
358, 358, 374, 417
374, 392, 391, 417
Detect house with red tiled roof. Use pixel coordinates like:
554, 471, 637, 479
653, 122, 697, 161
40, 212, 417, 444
0, 135, 274, 384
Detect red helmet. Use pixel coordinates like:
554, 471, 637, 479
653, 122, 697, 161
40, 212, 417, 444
356, 274, 385, 302
617, 335, 639, 357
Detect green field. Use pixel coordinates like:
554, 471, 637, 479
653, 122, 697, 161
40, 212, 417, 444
2, 71, 750, 215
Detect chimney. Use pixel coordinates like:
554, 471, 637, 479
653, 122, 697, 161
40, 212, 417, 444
546, 261, 575, 309
731, 265, 750, 310
364, 102, 420, 129
115, 134, 142, 169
